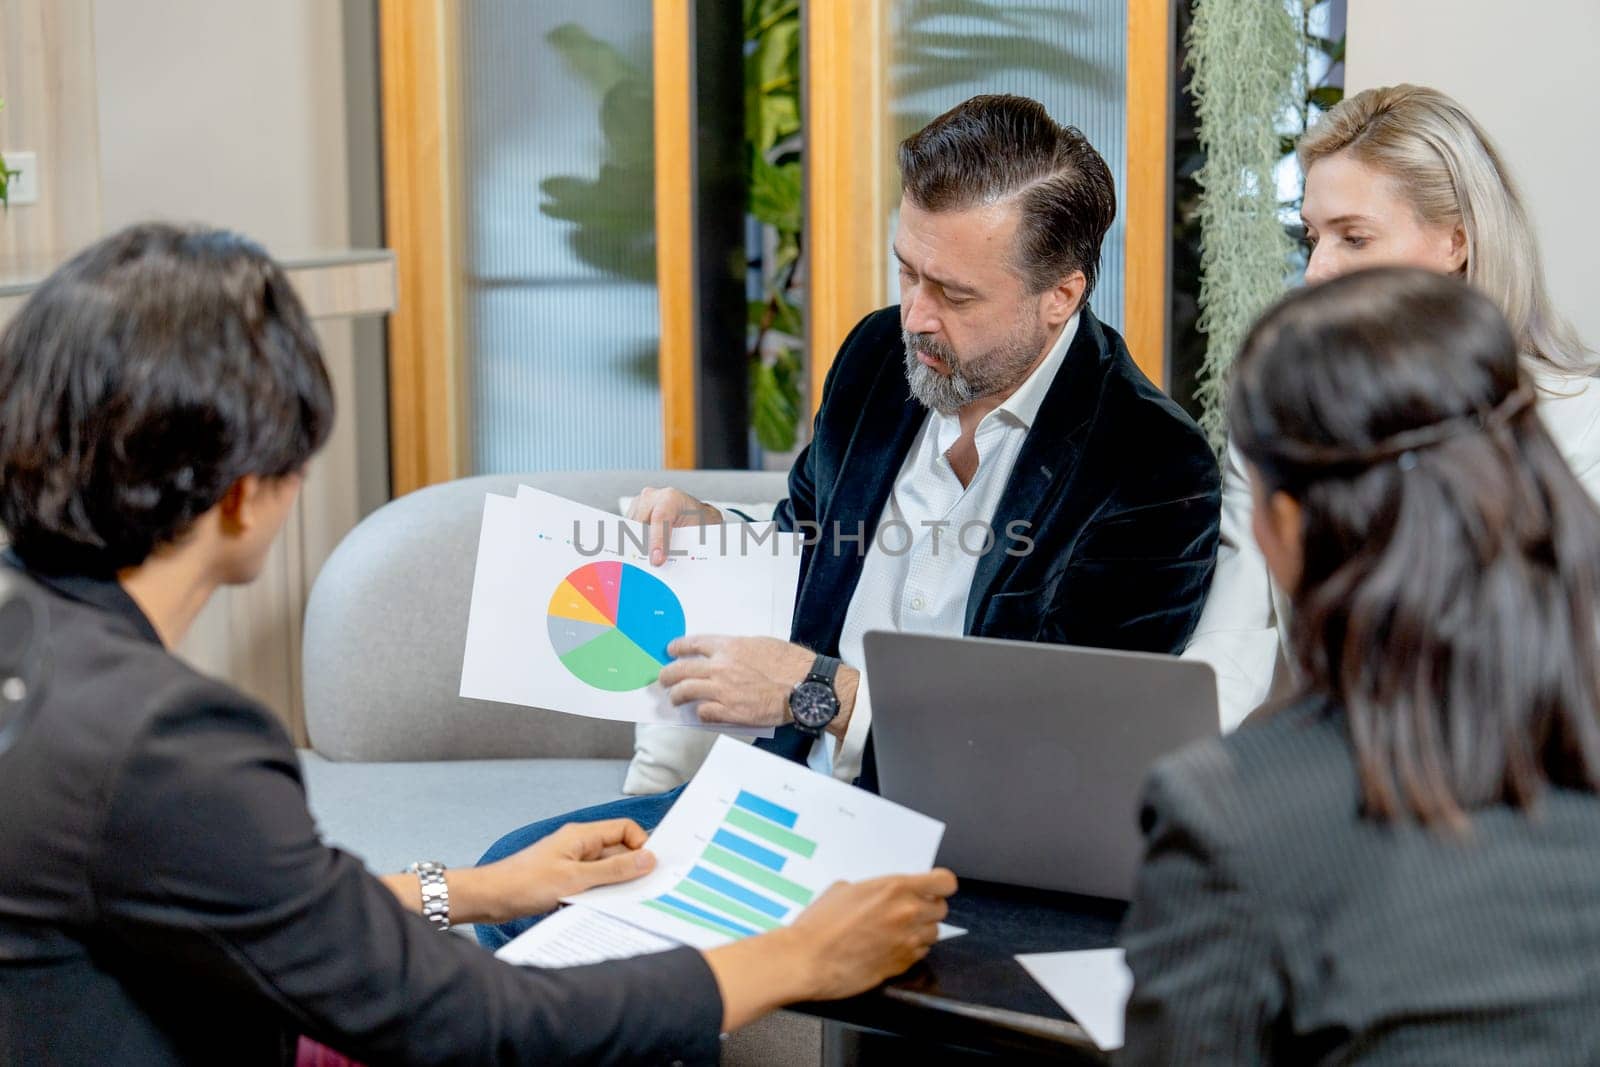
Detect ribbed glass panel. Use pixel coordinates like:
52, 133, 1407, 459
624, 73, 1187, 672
459, 3, 662, 473
888, 1, 1129, 333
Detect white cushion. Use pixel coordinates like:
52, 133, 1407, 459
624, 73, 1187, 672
624, 725, 755, 794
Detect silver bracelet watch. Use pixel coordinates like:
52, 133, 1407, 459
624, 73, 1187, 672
404, 860, 451, 932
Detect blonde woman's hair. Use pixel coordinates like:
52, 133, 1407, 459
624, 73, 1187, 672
1299, 84, 1593, 375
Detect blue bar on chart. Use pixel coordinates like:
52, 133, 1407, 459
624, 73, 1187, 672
711, 828, 787, 871
733, 789, 799, 828
652, 894, 757, 937
687, 865, 790, 919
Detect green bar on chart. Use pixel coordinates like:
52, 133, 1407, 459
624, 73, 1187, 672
675, 881, 782, 931
703, 844, 815, 905
725, 806, 818, 858
643, 898, 743, 939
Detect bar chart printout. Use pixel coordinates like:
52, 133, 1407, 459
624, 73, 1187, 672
644, 789, 819, 938
562, 737, 946, 950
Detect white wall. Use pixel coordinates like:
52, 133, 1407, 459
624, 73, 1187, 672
93, 0, 367, 737
94, 0, 351, 250
1346, 0, 1600, 351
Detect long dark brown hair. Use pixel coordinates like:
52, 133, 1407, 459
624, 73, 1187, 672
1231, 267, 1600, 827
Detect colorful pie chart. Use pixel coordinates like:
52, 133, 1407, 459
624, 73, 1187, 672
547, 561, 686, 691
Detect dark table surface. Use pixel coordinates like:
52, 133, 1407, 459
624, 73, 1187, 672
794, 879, 1127, 1062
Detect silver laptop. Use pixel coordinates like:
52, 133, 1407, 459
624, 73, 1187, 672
865, 631, 1219, 901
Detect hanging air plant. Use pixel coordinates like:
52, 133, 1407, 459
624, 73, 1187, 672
1185, 0, 1304, 449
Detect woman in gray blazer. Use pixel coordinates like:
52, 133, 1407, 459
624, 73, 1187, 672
1120, 267, 1600, 1064
0, 224, 955, 1066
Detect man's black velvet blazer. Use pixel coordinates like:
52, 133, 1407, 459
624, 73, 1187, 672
762, 305, 1222, 784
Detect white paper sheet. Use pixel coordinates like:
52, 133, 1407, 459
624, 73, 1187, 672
500, 907, 963, 972
515, 486, 799, 640
459, 489, 801, 731
1015, 948, 1133, 1051
563, 737, 946, 949
495, 905, 678, 969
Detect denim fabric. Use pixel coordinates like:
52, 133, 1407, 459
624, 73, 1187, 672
474, 785, 686, 951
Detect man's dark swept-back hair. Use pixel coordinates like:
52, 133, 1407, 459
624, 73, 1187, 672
1232, 266, 1600, 830
898, 93, 1117, 298
0, 223, 334, 574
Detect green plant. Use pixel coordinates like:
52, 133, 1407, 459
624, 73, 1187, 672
1171, 2, 1345, 424
0, 99, 10, 208
539, 27, 656, 284
1182, 0, 1345, 448
540, 9, 808, 455
744, 0, 805, 453
890, 2, 1105, 139
1185, 0, 1304, 449
1281, 6, 1346, 223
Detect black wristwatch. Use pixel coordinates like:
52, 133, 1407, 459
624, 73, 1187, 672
788, 654, 841, 738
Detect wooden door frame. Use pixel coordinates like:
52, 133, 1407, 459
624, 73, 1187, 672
804, 0, 890, 412
804, 0, 1174, 396
380, 1, 702, 478
1124, 0, 1173, 384
380, 2, 1173, 484
653, 0, 697, 468
378, 0, 466, 495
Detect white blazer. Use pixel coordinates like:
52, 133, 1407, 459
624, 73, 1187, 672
1183, 364, 1600, 731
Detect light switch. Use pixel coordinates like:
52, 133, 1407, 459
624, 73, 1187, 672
3, 151, 38, 205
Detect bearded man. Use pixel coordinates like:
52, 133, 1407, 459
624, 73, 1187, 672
477, 94, 1220, 949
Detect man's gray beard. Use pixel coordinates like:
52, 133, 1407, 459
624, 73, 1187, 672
903, 336, 974, 415
902, 322, 1046, 416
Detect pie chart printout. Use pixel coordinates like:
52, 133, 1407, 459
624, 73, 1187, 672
547, 562, 687, 692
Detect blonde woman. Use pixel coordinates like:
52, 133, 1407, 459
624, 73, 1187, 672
1184, 84, 1600, 729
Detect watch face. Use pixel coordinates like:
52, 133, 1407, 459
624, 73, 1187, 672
790, 679, 840, 729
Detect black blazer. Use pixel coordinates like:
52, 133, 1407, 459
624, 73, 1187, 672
0, 563, 723, 1066
764, 306, 1221, 781
1120, 697, 1600, 1064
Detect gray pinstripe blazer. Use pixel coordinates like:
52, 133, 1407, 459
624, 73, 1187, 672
1119, 696, 1600, 1065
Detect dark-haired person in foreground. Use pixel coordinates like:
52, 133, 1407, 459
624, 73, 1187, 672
1119, 267, 1600, 1062
479, 94, 1221, 948
0, 224, 956, 1066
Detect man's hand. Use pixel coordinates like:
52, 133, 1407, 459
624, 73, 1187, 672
702, 869, 958, 1031
628, 486, 722, 565
659, 635, 814, 728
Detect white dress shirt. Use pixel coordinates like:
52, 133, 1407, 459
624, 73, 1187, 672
1182, 362, 1600, 731
808, 315, 1081, 781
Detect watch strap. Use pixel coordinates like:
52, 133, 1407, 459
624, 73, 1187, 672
806, 653, 841, 686
405, 860, 451, 932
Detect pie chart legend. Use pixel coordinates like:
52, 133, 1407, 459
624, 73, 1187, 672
547, 561, 686, 691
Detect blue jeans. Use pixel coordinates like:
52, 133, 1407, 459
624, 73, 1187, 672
474, 785, 686, 951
